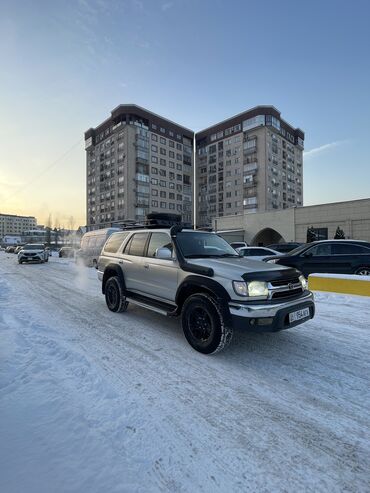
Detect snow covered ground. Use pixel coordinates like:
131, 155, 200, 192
0, 251, 369, 493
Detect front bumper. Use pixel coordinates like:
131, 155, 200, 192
228, 291, 315, 332
19, 254, 44, 262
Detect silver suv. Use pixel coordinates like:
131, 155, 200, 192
98, 226, 315, 354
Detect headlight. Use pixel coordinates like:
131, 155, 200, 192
232, 281, 248, 296
247, 281, 269, 297
232, 280, 269, 297
299, 275, 308, 290
266, 258, 278, 263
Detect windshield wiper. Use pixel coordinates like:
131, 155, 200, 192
217, 253, 239, 257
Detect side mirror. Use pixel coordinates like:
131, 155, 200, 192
155, 247, 173, 259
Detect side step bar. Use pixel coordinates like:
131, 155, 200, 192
125, 293, 178, 316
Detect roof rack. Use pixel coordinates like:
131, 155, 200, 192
111, 213, 189, 231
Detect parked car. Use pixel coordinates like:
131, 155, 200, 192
238, 246, 281, 261
14, 245, 24, 254
5, 246, 16, 253
59, 246, 76, 258
18, 244, 49, 264
229, 241, 248, 252
76, 227, 121, 267
267, 242, 303, 253
265, 240, 370, 276
97, 223, 314, 354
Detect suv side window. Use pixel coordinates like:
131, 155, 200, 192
103, 232, 129, 253
124, 233, 149, 256
305, 244, 332, 256
332, 243, 370, 255
147, 233, 173, 257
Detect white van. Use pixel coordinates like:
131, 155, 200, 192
76, 228, 121, 267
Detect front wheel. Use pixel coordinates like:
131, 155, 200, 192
181, 293, 233, 354
355, 266, 370, 276
105, 276, 129, 313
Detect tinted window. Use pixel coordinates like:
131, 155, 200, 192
147, 233, 173, 257
256, 248, 272, 256
125, 233, 149, 256
306, 244, 332, 256
103, 232, 129, 253
332, 243, 370, 255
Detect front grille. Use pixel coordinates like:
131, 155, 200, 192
270, 277, 300, 287
271, 287, 302, 299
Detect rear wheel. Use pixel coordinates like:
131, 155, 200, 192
355, 266, 370, 276
105, 276, 129, 313
181, 293, 233, 354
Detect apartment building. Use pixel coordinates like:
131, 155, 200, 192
85, 105, 194, 230
196, 106, 304, 228
0, 213, 37, 238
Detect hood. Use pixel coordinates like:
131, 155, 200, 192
188, 256, 297, 280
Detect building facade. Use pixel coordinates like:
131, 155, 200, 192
195, 106, 304, 228
212, 198, 370, 245
0, 213, 37, 239
85, 105, 194, 230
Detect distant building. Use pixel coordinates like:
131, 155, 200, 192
85, 104, 304, 231
85, 104, 194, 230
196, 106, 304, 227
0, 213, 37, 238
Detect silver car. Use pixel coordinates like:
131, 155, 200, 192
18, 244, 49, 264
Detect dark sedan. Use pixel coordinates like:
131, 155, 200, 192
264, 240, 370, 277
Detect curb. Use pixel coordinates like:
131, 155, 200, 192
308, 274, 370, 297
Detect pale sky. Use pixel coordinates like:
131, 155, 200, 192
1, 0, 370, 227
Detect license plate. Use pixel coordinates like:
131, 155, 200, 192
289, 307, 310, 323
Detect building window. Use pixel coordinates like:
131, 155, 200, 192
160, 137, 166, 145
151, 134, 158, 141
160, 202, 167, 208
151, 167, 158, 174
152, 189, 158, 196
151, 156, 158, 163
151, 145, 158, 152
152, 200, 158, 207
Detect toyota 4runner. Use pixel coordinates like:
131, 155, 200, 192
97, 225, 315, 354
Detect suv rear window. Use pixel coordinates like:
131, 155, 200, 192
124, 233, 149, 256
103, 232, 129, 253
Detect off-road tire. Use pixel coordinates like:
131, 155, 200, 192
181, 293, 233, 354
105, 276, 129, 313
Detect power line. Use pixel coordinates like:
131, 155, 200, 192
3, 139, 83, 203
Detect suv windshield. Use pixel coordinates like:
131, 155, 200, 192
177, 232, 238, 258
24, 244, 44, 250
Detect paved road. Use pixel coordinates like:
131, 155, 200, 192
1, 252, 369, 492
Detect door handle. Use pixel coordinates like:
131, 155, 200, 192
144, 264, 149, 269
118, 260, 123, 264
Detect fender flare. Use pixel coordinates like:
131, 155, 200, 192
102, 264, 126, 294
175, 275, 231, 318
